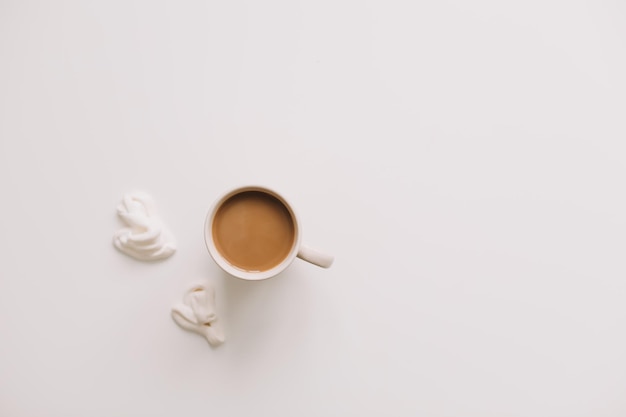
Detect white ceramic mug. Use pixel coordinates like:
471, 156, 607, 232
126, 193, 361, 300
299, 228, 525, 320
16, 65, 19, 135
204, 185, 334, 280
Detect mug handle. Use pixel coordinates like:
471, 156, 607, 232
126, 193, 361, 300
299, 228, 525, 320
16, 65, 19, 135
297, 244, 334, 268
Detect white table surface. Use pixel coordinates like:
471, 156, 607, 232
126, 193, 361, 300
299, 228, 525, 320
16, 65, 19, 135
1, 1, 625, 416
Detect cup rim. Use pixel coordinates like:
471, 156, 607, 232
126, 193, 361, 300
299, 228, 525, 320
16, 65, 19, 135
204, 185, 301, 281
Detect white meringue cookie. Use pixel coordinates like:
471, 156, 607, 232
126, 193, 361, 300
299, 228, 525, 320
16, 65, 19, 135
113, 192, 176, 261
172, 283, 225, 347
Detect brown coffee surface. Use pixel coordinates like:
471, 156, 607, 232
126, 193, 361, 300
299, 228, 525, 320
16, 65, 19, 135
212, 191, 295, 272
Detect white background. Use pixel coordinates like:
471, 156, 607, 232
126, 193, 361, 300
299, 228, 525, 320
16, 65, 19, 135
1, 0, 625, 416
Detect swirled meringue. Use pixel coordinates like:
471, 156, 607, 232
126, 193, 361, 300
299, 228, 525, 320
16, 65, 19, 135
113, 192, 176, 261
171, 283, 225, 347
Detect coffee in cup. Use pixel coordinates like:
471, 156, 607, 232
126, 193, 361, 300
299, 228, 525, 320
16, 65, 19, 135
205, 186, 333, 280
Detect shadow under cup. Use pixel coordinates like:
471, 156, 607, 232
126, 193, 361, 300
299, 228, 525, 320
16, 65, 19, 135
205, 187, 301, 280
